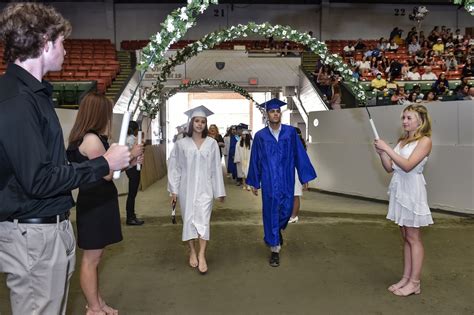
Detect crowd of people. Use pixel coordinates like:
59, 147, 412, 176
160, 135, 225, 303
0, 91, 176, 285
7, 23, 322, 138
316, 25, 474, 105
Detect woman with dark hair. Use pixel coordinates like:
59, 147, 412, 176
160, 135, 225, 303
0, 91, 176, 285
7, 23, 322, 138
125, 121, 145, 226
432, 73, 449, 95
289, 127, 308, 223
234, 130, 252, 190
462, 58, 474, 78
423, 91, 437, 102
407, 92, 419, 104
67, 93, 143, 315
317, 64, 333, 99
168, 106, 225, 274
391, 86, 408, 105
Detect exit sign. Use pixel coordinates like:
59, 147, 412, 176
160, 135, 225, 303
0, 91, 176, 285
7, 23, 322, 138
249, 78, 258, 85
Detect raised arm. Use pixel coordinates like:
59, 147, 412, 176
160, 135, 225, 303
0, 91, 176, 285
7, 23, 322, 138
375, 137, 432, 173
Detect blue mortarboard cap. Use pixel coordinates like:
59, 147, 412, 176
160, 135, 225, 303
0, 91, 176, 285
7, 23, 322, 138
237, 123, 249, 130
184, 105, 214, 119
261, 98, 287, 111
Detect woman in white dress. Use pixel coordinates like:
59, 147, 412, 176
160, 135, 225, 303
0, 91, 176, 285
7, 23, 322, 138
234, 130, 252, 190
168, 106, 226, 274
374, 104, 433, 297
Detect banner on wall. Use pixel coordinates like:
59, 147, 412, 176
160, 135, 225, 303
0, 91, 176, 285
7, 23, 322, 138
137, 50, 186, 88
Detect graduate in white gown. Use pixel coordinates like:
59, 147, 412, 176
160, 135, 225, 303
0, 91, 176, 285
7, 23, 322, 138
234, 129, 252, 190
168, 105, 226, 274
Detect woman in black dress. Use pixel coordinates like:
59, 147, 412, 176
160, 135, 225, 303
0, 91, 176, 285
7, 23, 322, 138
67, 93, 142, 315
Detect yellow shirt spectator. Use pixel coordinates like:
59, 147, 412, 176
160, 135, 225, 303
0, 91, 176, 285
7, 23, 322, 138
371, 75, 387, 90
432, 39, 444, 54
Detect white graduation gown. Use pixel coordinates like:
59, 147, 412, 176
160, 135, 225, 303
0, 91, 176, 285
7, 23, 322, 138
168, 137, 226, 241
234, 142, 252, 178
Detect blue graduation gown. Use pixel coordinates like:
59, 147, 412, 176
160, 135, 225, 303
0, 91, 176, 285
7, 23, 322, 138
227, 135, 238, 179
246, 125, 317, 246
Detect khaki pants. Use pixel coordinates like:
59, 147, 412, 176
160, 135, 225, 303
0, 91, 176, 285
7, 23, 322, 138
0, 219, 76, 315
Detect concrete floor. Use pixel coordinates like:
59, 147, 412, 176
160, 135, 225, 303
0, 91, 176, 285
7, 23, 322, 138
1, 176, 473, 315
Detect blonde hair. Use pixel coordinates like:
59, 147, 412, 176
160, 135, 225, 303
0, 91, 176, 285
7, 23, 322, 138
398, 104, 432, 145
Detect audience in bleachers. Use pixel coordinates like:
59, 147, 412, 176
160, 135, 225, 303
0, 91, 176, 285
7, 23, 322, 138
408, 38, 421, 56
456, 84, 470, 100
444, 52, 458, 71
371, 73, 387, 91
391, 86, 408, 104
432, 74, 450, 96
0, 39, 120, 94
316, 65, 333, 99
343, 42, 355, 56
462, 58, 474, 77
421, 66, 438, 80
432, 38, 445, 55
467, 86, 474, 100
405, 66, 421, 80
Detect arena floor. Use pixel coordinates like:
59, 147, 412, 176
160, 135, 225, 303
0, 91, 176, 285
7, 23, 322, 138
1, 176, 473, 315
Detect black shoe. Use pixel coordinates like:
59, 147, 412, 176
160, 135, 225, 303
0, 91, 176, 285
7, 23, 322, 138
269, 252, 280, 267
279, 230, 284, 246
126, 217, 144, 226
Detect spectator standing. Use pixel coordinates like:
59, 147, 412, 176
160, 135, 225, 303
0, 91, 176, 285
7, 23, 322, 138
0, 4, 130, 314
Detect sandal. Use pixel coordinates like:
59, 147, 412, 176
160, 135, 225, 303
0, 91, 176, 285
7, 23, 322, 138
388, 275, 409, 292
393, 279, 421, 297
85, 305, 106, 315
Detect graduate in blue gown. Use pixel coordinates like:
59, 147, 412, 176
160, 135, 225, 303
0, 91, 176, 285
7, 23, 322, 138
227, 126, 238, 179
246, 98, 317, 267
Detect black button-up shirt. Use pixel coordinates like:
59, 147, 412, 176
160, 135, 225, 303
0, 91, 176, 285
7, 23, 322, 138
0, 64, 110, 220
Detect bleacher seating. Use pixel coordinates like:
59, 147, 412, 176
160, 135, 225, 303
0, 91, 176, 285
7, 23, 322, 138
44, 39, 120, 94
1, 40, 120, 95
52, 81, 96, 108
121, 39, 305, 52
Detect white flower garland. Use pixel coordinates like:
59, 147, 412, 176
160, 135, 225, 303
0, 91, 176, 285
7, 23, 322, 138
138, 0, 218, 71
142, 22, 367, 116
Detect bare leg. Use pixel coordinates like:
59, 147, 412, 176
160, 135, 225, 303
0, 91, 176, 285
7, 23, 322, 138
291, 196, 300, 218
188, 239, 198, 268
394, 227, 424, 296
388, 227, 410, 291
81, 249, 105, 314
198, 238, 208, 274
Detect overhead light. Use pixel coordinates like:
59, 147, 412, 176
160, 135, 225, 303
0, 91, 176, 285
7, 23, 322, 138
249, 78, 258, 85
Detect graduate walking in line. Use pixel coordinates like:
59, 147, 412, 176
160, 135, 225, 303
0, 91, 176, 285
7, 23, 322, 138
168, 106, 226, 274
227, 125, 238, 180
234, 129, 252, 191
246, 99, 317, 267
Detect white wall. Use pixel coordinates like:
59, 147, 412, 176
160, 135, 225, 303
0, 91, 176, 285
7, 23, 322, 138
306, 101, 474, 214
321, 3, 474, 40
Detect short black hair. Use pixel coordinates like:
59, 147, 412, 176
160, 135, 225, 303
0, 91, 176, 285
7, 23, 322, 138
127, 120, 139, 135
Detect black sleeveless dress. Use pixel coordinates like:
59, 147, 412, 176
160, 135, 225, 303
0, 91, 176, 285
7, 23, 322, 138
67, 132, 123, 250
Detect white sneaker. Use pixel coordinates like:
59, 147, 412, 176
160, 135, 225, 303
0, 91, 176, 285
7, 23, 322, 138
288, 216, 299, 223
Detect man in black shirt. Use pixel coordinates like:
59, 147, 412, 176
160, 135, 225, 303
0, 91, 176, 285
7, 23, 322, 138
0, 3, 131, 314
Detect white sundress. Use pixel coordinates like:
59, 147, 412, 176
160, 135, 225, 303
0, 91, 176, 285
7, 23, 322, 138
387, 141, 434, 227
